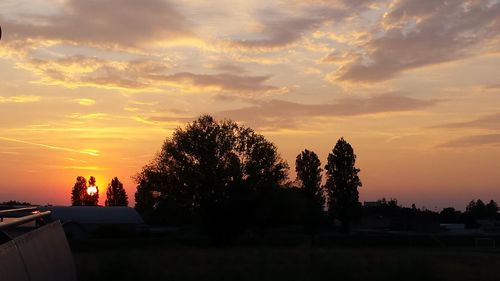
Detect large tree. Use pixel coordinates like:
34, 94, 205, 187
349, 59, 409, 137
71, 176, 87, 206
295, 149, 324, 232
324, 137, 362, 233
105, 177, 129, 206
135, 115, 289, 228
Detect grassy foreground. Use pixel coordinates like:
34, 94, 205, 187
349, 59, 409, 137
73, 238, 500, 281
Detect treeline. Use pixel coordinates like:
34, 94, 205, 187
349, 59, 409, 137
134, 115, 362, 236
70, 176, 128, 207
0, 200, 31, 206
363, 198, 500, 231
62, 115, 499, 236
440, 199, 499, 228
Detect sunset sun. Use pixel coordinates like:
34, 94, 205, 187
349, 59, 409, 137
86, 185, 97, 196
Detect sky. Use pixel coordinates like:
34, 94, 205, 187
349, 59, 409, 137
0, 0, 499, 210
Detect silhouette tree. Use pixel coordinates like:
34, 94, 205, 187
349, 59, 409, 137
82, 176, 99, 206
324, 137, 362, 233
71, 176, 87, 206
295, 149, 324, 233
105, 177, 129, 206
466, 199, 487, 219
485, 200, 499, 219
135, 115, 289, 232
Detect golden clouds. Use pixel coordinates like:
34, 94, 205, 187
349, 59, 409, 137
68, 113, 110, 120
17, 56, 169, 90
0, 95, 40, 104
76, 98, 96, 106
61, 166, 110, 171
133, 116, 188, 128
15, 55, 284, 94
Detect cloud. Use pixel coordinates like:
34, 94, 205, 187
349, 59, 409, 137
0, 136, 99, 156
225, 0, 381, 51
133, 115, 191, 127
335, 0, 500, 82
19, 55, 171, 90
438, 134, 500, 148
138, 115, 194, 125
1, 0, 194, 51
19, 55, 281, 93
216, 93, 439, 129
68, 113, 110, 120
76, 98, 96, 106
433, 113, 500, 130
207, 63, 248, 74
320, 50, 360, 64
149, 72, 281, 93
227, 16, 324, 50
60, 166, 111, 171
0, 95, 40, 104
134, 92, 436, 131
484, 83, 500, 90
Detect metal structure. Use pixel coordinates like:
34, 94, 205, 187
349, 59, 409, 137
0, 207, 51, 232
0, 206, 77, 281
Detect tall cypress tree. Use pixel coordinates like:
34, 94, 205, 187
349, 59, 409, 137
71, 176, 87, 206
295, 149, 324, 233
324, 138, 362, 233
106, 177, 129, 206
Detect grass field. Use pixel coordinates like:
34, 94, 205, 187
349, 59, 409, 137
73, 235, 500, 281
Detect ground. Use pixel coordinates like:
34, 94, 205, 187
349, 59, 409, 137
72, 234, 500, 281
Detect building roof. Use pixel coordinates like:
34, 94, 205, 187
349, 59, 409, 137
39, 206, 144, 225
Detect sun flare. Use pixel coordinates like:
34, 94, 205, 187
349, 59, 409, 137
87, 185, 97, 196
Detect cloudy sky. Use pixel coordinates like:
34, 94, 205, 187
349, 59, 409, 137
1, 0, 499, 209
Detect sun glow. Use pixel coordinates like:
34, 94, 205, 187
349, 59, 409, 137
87, 185, 97, 196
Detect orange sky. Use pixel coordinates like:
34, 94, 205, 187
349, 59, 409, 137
1, 0, 500, 210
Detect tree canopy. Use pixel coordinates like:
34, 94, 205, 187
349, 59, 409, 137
135, 115, 289, 227
324, 137, 362, 232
